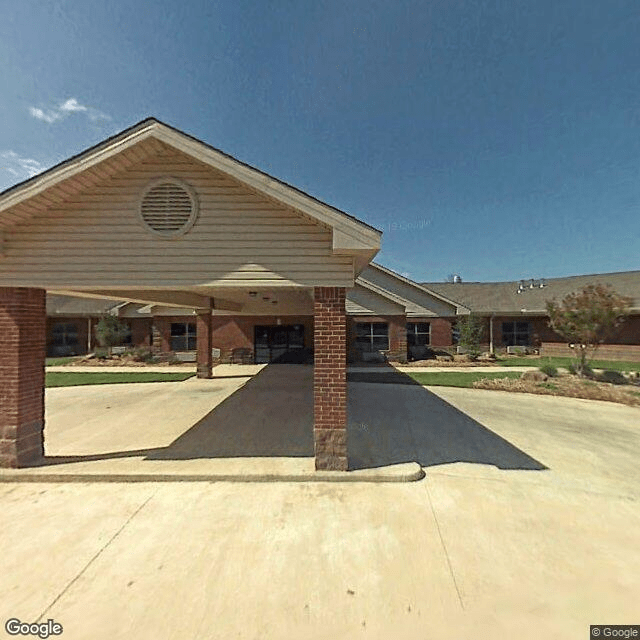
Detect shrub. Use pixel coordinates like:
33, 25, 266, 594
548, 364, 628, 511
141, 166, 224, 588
568, 362, 594, 377
538, 363, 558, 377
95, 315, 130, 356
598, 370, 627, 385
457, 315, 485, 359
129, 347, 155, 363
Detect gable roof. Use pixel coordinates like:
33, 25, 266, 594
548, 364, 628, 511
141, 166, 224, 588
0, 118, 381, 268
367, 263, 469, 311
423, 270, 640, 314
353, 263, 468, 316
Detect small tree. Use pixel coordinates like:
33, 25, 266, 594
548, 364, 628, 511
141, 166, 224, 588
95, 314, 130, 356
546, 284, 632, 377
457, 314, 485, 358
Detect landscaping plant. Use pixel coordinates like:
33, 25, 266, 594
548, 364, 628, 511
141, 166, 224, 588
456, 314, 485, 359
95, 314, 130, 357
546, 284, 632, 377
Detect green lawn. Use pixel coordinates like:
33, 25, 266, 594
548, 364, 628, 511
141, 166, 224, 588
45, 356, 82, 366
46, 372, 195, 387
406, 371, 522, 388
495, 356, 640, 372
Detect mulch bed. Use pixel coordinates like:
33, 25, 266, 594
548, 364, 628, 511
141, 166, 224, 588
473, 374, 640, 407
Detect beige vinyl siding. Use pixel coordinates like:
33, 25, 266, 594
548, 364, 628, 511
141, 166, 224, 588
0, 146, 354, 289
346, 285, 405, 315
359, 266, 456, 317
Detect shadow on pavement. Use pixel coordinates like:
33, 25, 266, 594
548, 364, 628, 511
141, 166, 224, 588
41, 364, 546, 472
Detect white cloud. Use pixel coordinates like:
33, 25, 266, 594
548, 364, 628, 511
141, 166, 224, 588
59, 98, 88, 113
0, 150, 47, 182
29, 106, 61, 123
28, 98, 110, 124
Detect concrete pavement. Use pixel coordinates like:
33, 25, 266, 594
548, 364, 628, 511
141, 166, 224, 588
1, 366, 638, 638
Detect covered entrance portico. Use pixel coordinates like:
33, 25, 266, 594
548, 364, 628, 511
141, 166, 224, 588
0, 118, 381, 472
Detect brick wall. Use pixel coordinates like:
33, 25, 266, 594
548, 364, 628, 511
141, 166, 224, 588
210, 315, 314, 363
151, 316, 175, 352
426, 317, 454, 348
0, 288, 46, 468
130, 318, 152, 348
313, 287, 347, 471
540, 343, 640, 362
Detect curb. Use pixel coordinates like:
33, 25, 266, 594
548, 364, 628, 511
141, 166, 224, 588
0, 463, 425, 484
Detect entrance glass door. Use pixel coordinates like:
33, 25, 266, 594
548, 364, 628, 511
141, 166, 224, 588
254, 324, 305, 363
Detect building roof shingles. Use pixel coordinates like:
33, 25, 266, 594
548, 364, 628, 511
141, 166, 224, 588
423, 271, 640, 315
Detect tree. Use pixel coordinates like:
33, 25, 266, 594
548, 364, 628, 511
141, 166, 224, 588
95, 314, 130, 356
457, 314, 485, 358
546, 284, 632, 377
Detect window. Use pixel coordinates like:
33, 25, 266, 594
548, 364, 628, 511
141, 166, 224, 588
355, 322, 389, 352
51, 322, 79, 348
406, 322, 430, 347
451, 321, 459, 345
170, 322, 197, 351
121, 322, 132, 345
50, 322, 80, 357
502, 321, 531, 346
406, 321, 431, 360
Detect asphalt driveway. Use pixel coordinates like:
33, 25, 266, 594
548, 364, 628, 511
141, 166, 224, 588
1, 366, 639, 638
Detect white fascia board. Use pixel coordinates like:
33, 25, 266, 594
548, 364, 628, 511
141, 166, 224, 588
0, 125, 153, 214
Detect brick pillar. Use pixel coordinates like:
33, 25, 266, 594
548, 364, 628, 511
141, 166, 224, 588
313, 287, 347, 471
0, 288, 46, 468
196, 302, 213, 378
388, 316, 408, 362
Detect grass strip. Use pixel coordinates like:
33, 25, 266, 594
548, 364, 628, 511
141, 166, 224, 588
406, 371, 522, 388
46, 372, 195, 387
495, 356, 640, 372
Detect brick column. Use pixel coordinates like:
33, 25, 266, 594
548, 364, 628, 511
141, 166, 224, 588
196, 302, 213, 378
0, 288, 46, 468
313, 287, 347, 471
388, 315, 408, 362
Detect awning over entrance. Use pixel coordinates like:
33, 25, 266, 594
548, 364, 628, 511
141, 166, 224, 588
0, 118, 382, 471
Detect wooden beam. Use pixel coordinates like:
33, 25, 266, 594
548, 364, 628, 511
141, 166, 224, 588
51, 289, 244, 312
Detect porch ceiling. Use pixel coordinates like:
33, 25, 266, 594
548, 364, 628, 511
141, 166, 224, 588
50, 285, 315, 315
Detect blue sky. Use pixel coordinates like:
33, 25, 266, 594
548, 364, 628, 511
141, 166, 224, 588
1, 0, 639, 282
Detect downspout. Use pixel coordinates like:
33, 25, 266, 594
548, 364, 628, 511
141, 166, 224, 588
87, 317, 92, 354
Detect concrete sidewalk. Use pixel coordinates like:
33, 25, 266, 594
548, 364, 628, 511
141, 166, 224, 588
1, 386, 638, 638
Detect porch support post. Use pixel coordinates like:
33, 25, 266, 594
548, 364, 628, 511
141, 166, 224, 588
0, 287, 46, 468
489, 314, 495, 355
313, 286, 348, 471
196, 300, 213, 379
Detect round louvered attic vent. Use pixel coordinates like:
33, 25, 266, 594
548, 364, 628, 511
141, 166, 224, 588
139, 178, 199, 238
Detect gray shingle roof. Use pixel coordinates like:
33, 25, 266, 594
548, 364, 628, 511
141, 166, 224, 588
423, 271, 640, 314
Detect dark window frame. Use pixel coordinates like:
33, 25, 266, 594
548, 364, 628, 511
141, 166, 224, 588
406, 322, 431, 347
501, 321, 531, 346
355, 322, 389, 352
170, 322, 197, 351
51, 322, 79, 347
